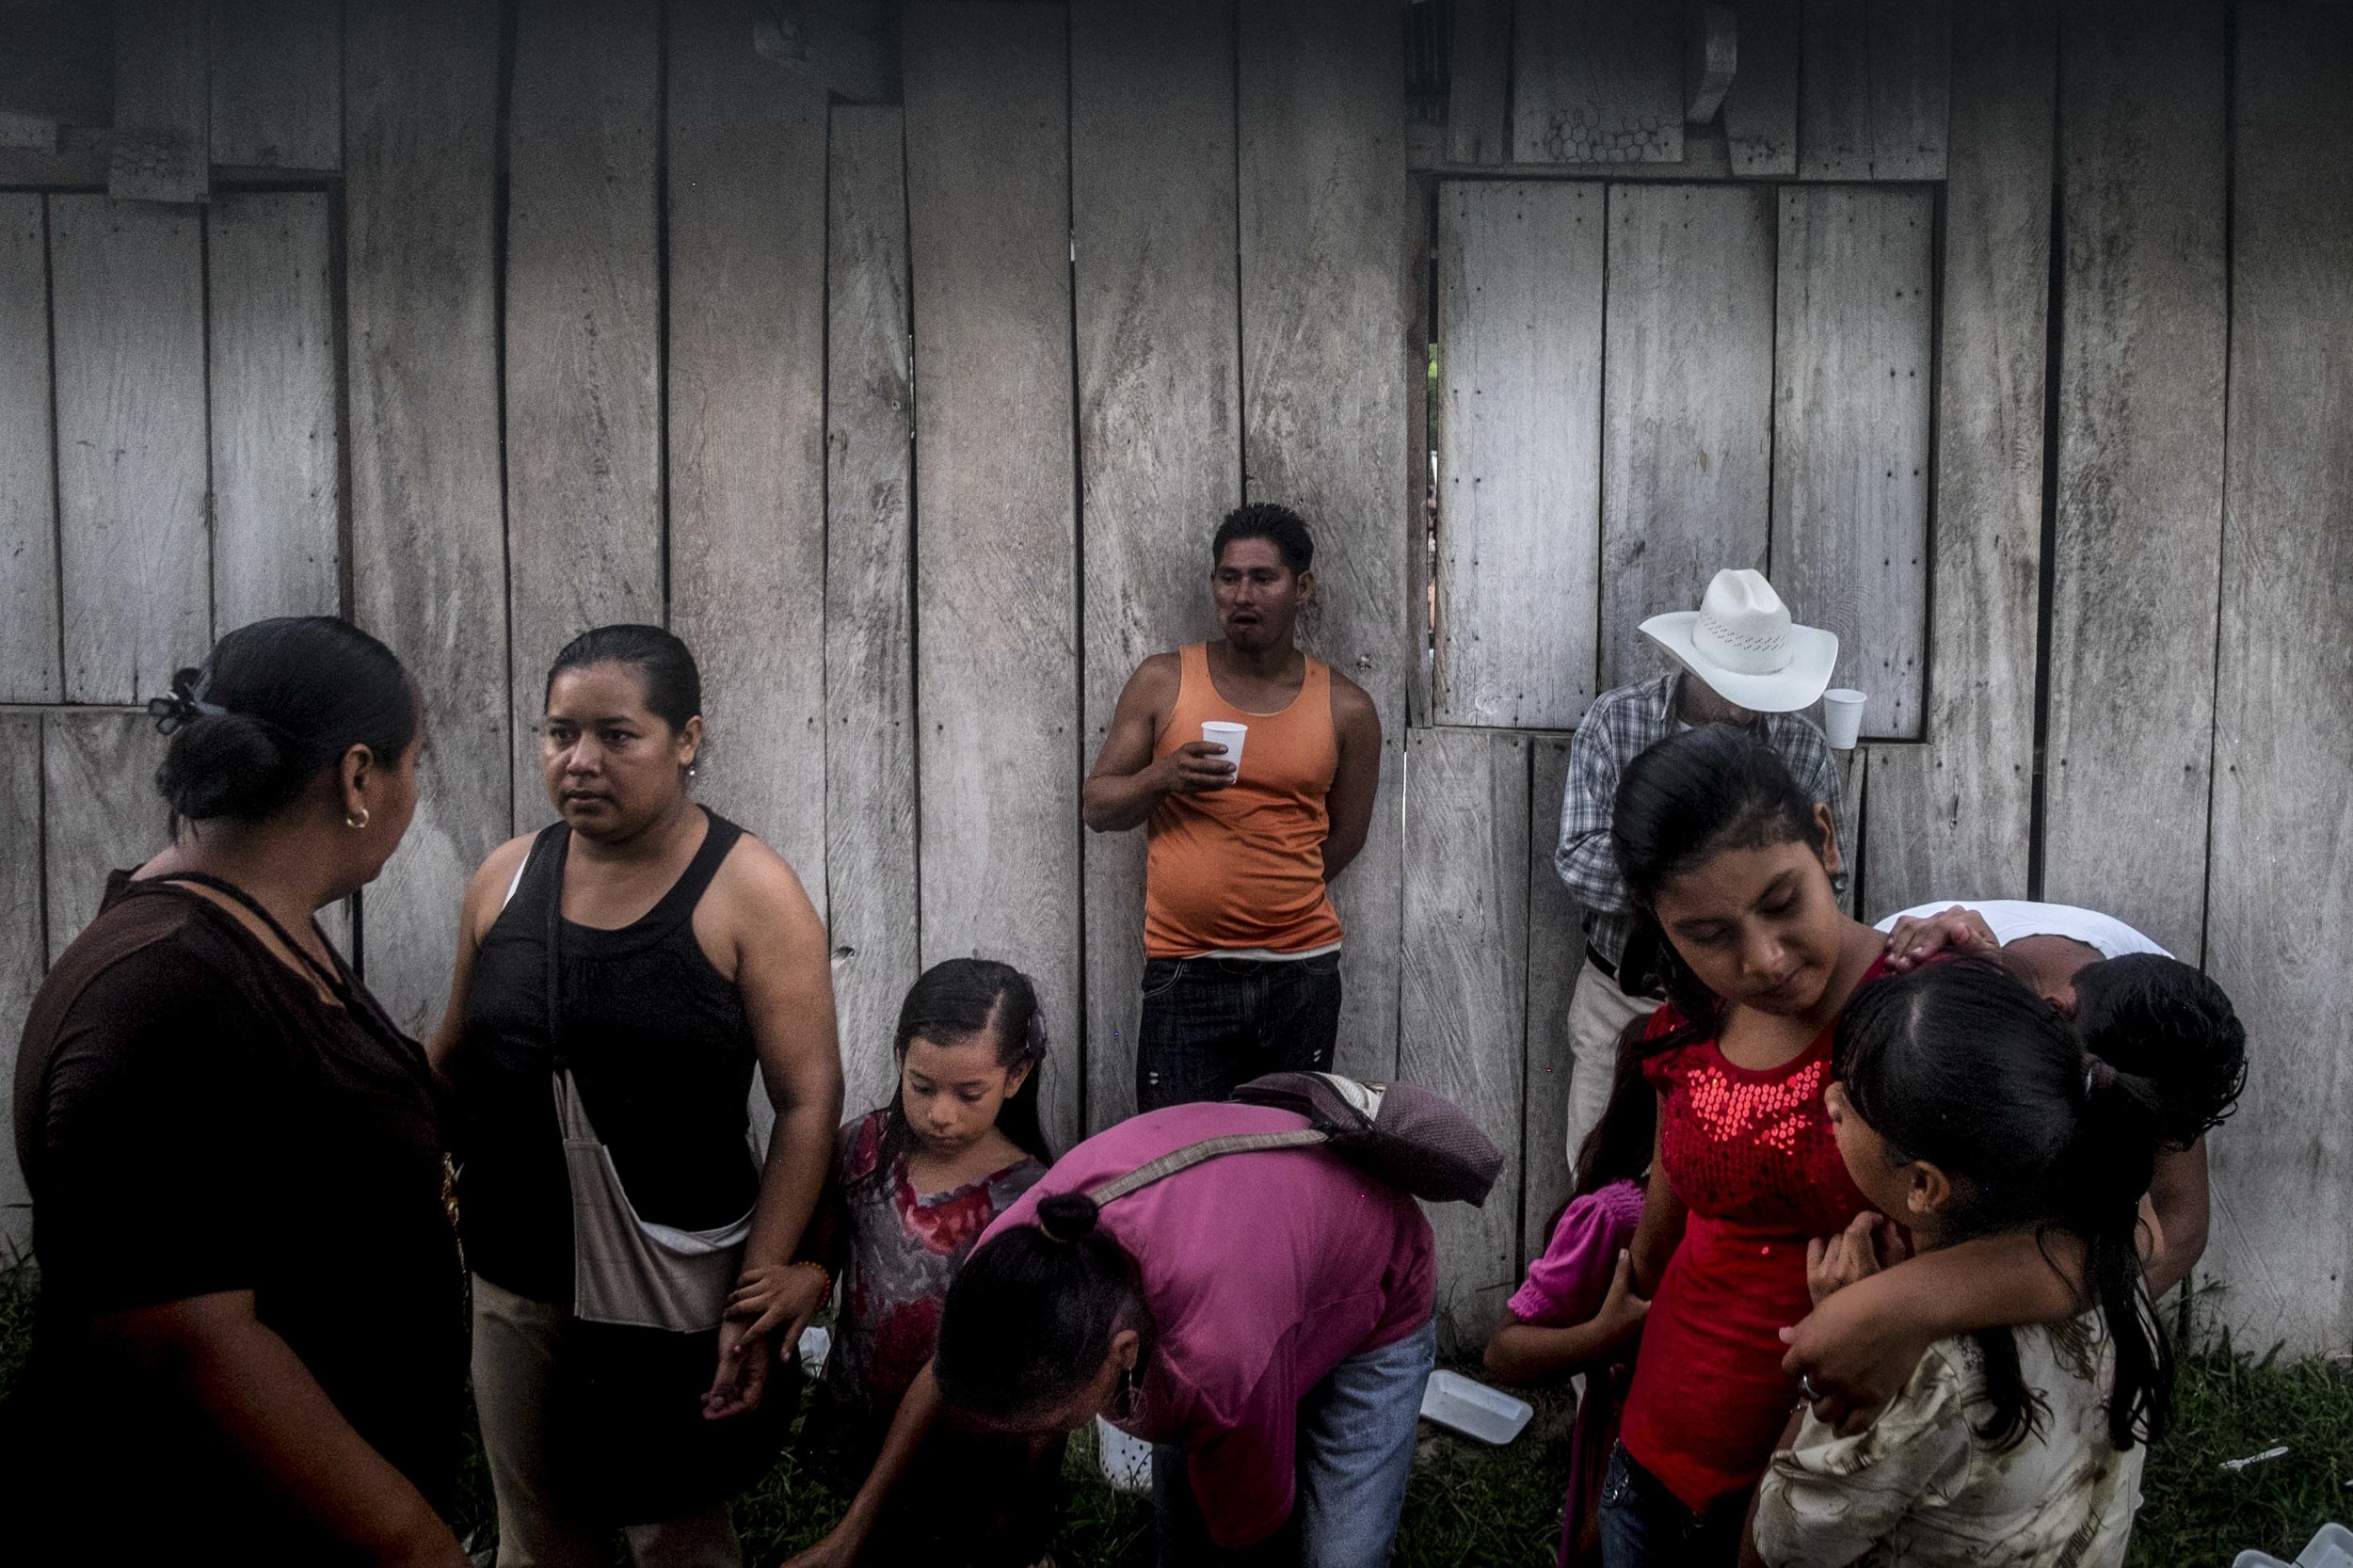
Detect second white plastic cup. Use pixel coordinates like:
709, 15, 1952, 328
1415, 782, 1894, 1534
1201, 720, 1248, 778
1819, 689, 1866, 750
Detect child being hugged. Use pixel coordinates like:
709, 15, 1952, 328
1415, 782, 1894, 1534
1753, 957, 2184, 1568
790, 958, 1059, 1568
1483, 1028, 1657, 1568
1596, 725, 1893, 1566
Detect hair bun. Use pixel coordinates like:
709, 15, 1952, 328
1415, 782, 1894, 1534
1035, 1192, 1100, 1243
155, 709, 303, 822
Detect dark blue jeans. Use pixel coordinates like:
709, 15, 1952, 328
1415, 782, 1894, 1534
1134, 952, 1343, 1112
1596, 1443, 1747, 1568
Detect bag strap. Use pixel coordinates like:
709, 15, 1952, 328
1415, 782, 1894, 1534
1083, 1128, 1328, 1207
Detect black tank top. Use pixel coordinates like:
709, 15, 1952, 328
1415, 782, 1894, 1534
453, 810, 759, 1304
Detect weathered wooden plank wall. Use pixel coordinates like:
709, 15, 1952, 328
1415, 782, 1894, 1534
1072, 0, 1241, 1133
1598, 183, 1775, 692
1861, 0, 2053, 915
344, 0, 509, 1034
823, 105, 920, 1124
665, 0, 830, 898
207, 192, 340, 630
904, 2, 1084, 1148
2, 0, 2346, 1354
1769, 184, 1934, 739
1241, 0, 1416, 1084
2201, 0, 2353, 1357
208, 0, 340, 171
1401, 728, 1529, 1352
0, 716, 41, 1246
2043, 0, 2228, 963
50, 198, 209, 706
0, 197, 57, 704
503, 0, 664, 827
1433, 181, 1603, 729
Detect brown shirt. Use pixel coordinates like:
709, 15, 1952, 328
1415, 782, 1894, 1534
9, 873, 466, 1560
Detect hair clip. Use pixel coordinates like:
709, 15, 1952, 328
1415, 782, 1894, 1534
147, 666, 222, 736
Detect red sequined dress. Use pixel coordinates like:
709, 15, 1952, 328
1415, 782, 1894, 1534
1617, 960, 1887, 1512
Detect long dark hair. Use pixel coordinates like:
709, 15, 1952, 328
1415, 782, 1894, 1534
936, 1191, 1150, 1423
1835, 958, 2175, 1453
866, 958, 1053, 1184
1610, 724, 1833, 1054
152, 616, 417, 829
2073, 954, 2246, 1151
1572, 1013, 1658, 1200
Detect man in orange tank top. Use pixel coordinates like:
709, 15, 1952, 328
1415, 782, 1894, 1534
1083, 504, 1383, 1112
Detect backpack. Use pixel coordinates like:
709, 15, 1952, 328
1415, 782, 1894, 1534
1086, 1073, 1503, 1208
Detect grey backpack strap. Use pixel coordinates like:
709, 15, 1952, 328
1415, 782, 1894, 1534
1084, 1128, 1329, 1207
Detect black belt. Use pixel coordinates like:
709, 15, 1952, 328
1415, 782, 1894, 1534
1583, 941, 1623, 984
1587, 931, 1667, 1001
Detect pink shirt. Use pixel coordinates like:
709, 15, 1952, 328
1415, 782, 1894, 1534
1506, 1177, 1644, 1326
981, 1103, 1434, 1547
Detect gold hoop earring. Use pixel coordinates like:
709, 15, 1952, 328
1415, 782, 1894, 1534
345, 808, 370, 831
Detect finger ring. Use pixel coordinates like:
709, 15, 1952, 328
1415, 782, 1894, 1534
1800, 1373, 1821, 1400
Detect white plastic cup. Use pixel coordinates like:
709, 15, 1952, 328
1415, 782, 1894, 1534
1201, 720, 1248, 778
1819, 689, 1866, 750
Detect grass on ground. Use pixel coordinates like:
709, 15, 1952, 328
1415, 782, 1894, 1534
2, 1264, 2345, 1565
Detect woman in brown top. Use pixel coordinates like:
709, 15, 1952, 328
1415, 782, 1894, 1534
4, 616, 468, 1567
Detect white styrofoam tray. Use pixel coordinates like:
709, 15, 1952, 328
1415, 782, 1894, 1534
1418, 1369, 1533, 1446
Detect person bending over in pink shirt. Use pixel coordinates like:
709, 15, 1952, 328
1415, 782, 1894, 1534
785, 1101, 1436, 1568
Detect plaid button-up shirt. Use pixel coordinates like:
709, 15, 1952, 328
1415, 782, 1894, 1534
1553, 673, 1845, 970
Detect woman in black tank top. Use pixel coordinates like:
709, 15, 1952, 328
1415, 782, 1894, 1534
433, 627, 843, 1564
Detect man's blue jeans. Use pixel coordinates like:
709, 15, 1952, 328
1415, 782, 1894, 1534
1134, 952, 1343, 1112
1151, 1315, 1436, 1565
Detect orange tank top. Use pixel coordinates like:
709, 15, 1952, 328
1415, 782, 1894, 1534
1143, 643, 1346, 959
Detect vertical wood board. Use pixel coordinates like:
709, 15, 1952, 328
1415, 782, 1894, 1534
1798, 0, 1950, 180
344, 0, 510, 1031
2043, 0, 2227, 962
1769, 184, 1934, 739
208, 191, 342, 630
504, 0, 664, 825
50, 196, 209, 707
1599, 183, 1775, 687
824, 105, 920, 1125
1240, 0, 1415, 1080
0, 196, 57, 702
1722, 0, 1800, 176
1401, 727, 1529, 1352
1863, 0, 2053, 917
1072, 0, 1241, 1133
41, 712, 163, 961
1434, 180, 1604, 729
904, 2, 1082, 1150
0, 715, 41, 1244
209, 0, 342, 168
1522, 731, 1579, 1273
1446, 0, 1513, 165
1512, 0, 1684, 164
111, 0, 208, 202
2201, 0, 2353, 1356
666, 0, 830, 895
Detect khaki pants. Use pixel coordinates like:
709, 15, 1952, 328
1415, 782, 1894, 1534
1563, 956, 1657, 1168
472, 1274, 743, 1568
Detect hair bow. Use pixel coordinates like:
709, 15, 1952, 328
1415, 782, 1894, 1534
147, 666, 221, 736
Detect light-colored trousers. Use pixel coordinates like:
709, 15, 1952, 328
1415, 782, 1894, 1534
1563, 956, 1657, 1167
471, 1273, 743, 1568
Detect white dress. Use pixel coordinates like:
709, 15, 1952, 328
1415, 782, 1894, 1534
1753, 1313, 2146, 1568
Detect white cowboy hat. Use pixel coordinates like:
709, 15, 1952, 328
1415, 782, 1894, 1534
1639, 568, 1838, 713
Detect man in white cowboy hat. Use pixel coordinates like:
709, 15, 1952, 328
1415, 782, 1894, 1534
1551, 568, 1847, 1161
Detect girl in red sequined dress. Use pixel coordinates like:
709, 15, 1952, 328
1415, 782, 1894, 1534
1594, 726, 1894, 1567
